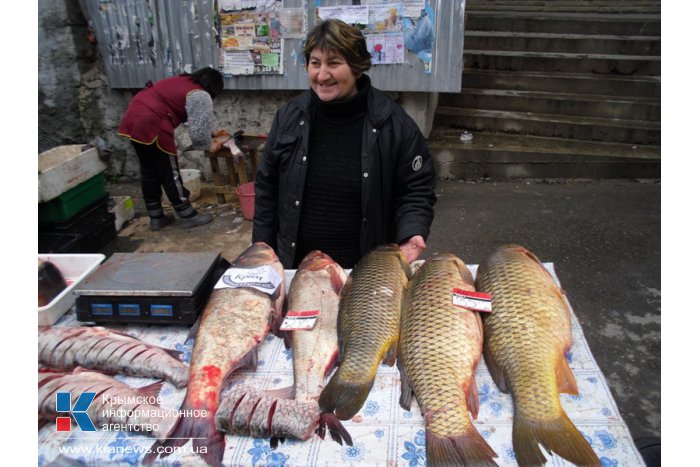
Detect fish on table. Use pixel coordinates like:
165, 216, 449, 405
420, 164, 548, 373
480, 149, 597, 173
143, 242, 286, 467
475, 244, 601, 467
215, 250, 352, 446
399, 252, 498, 466
38, 325, 189, 388
38, 259, 67, 307
38, 367, 178, 441
318, 244, 410, 421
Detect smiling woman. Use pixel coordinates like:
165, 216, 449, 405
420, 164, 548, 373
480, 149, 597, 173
252, 19, 437, 270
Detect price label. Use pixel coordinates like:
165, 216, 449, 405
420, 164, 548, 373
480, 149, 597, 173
452, 288, 493, 313
279, 310, 320, 331
214, 265, 283, 295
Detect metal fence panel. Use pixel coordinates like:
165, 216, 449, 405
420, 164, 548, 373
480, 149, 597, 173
84, 0, 464, 92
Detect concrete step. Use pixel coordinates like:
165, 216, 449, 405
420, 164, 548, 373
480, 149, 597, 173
465, 12, 661, 36
433, 108, 660, 145
465, 31, 660, 55
461, 69, 660, 98
440, 88, 660, 122
427, 129, 660, 179
464, 49, 661, 75
465, 1, 660, 14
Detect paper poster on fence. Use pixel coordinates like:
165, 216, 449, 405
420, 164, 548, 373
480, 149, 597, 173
219, 2, 283, 75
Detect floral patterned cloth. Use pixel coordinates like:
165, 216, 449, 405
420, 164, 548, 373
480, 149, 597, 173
38, 264, 645, 466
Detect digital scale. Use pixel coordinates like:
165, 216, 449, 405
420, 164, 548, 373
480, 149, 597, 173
74, 252, 229, 325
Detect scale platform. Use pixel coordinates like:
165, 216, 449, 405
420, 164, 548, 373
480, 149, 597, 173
74, 252, 229, 325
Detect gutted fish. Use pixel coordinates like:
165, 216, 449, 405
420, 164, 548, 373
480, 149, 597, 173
400, 252, 497, 466
475, 244, 600, 466
143, 242, 285, 467
214, 251, 352, 447
38, 325, 189, 388
38, 367, 177, 441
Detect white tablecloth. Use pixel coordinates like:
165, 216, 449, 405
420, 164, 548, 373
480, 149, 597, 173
38, 264, 645, 466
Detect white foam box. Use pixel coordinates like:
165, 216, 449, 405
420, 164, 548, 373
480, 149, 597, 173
110, 196, 135, 231
38, 254, 105, 326
38, 145, 108, 202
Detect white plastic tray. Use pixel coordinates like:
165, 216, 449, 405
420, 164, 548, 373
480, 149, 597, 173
38, 254, 105, 326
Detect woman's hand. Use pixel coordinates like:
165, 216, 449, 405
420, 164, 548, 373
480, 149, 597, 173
212, 128, 230, 138
208, 140, 223, 153
399, 235, 426, 263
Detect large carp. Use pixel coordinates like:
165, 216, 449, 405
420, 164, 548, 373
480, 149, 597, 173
475, 244, 600, 466
318, 244, 410, 420
144, 242, 285, 467
399, 252, 498, 466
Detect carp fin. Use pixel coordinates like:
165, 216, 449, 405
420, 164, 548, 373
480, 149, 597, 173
557, 353, 579, 395
381, 339, 398, 367
483, 343, 509, 394
426, 429, 498, 467
466, 374, 480, 419
513, 411, 600, 467
397, 356, 414, 412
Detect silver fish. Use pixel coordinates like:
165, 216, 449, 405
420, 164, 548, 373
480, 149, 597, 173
38, 368, 178, 441
38, 325, 189, 388
143, 242, 285, 467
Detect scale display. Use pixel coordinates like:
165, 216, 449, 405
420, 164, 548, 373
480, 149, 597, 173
74, 252, 228, 325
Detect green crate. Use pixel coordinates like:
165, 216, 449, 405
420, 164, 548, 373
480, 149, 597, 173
38, 173, 106, 224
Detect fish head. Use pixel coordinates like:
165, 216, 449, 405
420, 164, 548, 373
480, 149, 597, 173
297, 250, 348, 295
298, 250, 335, 271
232, 242, 281, 268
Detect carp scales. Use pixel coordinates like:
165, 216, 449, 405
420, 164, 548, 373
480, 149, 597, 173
399, 252, 498, 466
38, 368, 177, 441
475, 244, 600, 466
214, 251, 352, 446
144, 242, 285, 467
318, 244, 410, 420
38, 325, 189, 388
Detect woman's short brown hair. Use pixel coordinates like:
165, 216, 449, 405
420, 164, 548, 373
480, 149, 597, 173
304, 19, 372, 76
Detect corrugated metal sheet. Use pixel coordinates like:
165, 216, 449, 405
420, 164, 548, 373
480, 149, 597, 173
84, 1, 464, 92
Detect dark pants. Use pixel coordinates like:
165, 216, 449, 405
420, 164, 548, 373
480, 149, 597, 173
131, 141, 196, 219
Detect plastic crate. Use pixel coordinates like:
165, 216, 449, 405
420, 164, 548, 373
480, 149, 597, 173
38, 213, 116, 254
38, 173, 106, 224
39, 194, 110, 230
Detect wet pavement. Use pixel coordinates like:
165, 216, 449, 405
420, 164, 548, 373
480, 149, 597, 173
104, 177, 661, 446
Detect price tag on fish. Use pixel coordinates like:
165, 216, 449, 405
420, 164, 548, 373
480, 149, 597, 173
214, 265, 283, 295
452, 288, 493, 313
279, 310, 320, 331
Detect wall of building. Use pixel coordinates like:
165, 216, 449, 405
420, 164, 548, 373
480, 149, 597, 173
38, 1, 437, 182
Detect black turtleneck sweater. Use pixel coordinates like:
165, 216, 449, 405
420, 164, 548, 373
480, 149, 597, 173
293, 78, 369, 268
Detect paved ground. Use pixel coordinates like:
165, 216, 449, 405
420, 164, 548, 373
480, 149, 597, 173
105, 177, 661, 447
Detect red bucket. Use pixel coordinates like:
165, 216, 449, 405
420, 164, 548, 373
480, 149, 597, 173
236, 182, 255, 220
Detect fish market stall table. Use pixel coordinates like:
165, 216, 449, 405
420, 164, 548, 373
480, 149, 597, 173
37, 265, 645, 466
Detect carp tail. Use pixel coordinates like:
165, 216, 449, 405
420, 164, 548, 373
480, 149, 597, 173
317, 411, 353, 446
513, 410, 601, 467
426, 426, 498, 467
